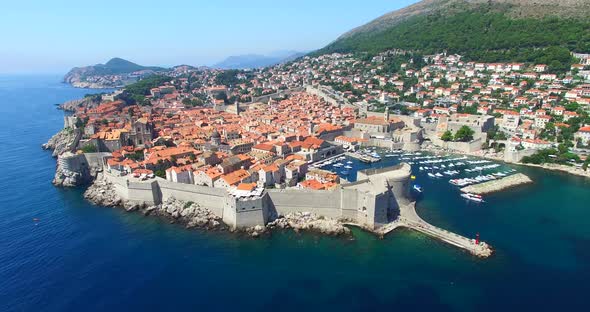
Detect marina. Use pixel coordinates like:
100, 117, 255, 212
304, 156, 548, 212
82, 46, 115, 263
316, 147, 530, 202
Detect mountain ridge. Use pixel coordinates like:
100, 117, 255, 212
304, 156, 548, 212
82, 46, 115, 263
214, 51, 306, 69
339, 0, 590, 40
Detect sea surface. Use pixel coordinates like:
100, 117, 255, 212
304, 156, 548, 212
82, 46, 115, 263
1, 75, 589, 312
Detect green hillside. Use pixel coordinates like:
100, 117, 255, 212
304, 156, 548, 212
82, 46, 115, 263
92, 58, 166, 75
319, 4, 590, 72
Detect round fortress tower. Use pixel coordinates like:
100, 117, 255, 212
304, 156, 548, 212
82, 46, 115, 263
356, 163, 413, 205
382, 163, 412, 205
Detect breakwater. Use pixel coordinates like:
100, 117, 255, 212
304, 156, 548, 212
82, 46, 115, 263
460, 173, 532, 195
377, 202, 493, 258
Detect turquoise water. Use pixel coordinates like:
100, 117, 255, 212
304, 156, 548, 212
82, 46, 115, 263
1, 75, 589, 311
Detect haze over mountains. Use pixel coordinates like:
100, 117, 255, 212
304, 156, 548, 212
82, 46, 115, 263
213, 51, 306, 69
63, 0, 590, 86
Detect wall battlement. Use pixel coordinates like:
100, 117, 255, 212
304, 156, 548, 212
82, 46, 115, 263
102, 164, 412, 230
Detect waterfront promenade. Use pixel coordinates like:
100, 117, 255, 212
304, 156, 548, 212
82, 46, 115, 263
377, 202, 493, 258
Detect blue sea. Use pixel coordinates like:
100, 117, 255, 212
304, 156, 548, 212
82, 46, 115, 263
1, 75, 590, 312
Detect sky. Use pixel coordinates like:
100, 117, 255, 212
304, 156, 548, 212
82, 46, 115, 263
0, 0, 418, 74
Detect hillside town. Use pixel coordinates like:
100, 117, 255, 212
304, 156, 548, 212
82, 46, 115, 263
57, 50, 590, 193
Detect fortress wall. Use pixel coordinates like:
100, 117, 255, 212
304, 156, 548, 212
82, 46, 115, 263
388, 177, 411, 207
223, 196, 268, 229
432, 138, 484, 153
340, 188, 360, 220
158, 179, 226, 217
373, 192, 390, 227
103, 173, 131, 200
267, 189, 342, 218
83, 152, 112, 168
100, 164, 414, 228
367, 138, 395, 149
128, 181, 160, 204
58, 153, 89, 173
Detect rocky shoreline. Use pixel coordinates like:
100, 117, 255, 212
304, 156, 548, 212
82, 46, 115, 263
58, 97, 98, 112
69, 81, 124, 89
83, 175, 352, 238
42, 128, 75, 157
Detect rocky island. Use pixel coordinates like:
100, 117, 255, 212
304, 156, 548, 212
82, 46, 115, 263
64, 58, 167, 88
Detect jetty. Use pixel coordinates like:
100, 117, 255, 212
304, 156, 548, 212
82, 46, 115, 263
460, 173, 532, 195
377, 202, 493, 258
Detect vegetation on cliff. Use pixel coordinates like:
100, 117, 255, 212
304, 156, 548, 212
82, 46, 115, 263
119, 75, 172, 105
521, 143, 580, 165
319, 1, 590, 72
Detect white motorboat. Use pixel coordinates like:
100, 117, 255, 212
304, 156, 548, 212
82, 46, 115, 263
461, 193, 484, 203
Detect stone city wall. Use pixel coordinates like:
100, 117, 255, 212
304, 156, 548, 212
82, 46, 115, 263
266, 189, 342, 219
100, 164, 412, 229
158, 179, 226, 216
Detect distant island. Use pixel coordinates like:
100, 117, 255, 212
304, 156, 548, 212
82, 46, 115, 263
63, 57, 169, 88
214, 51, 306, 69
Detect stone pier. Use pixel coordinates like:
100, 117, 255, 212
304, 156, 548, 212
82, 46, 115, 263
376, 202, 493, 258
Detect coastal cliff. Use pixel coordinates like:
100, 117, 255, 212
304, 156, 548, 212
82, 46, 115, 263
58, 96, 99, 112
43, 128, 97, 187
42, 128, 76, 157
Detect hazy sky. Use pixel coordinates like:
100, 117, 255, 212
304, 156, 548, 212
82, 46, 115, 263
0, 0, 418, 74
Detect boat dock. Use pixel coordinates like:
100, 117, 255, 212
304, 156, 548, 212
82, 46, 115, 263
309, 153, 346, 168
376, 202, 493, 258
345, 152, 380, 163
460, 173, 532, 195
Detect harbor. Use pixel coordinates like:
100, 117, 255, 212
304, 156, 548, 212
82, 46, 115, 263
316, 148, 531, 201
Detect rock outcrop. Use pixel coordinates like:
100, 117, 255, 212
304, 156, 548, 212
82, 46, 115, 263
84, 176, 226, 231
44, 129, 90, 187
58, 97, 97, 112
266, 212, 351, 236
42, 128, 76, 157
53, 165, 90, 187
83, 175, 123, 207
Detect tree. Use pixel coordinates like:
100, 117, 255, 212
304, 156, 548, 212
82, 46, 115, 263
81, 144, 97, 153
454, 126, 475, 142
441, 130, 454, 141
565, 102, 579, 112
